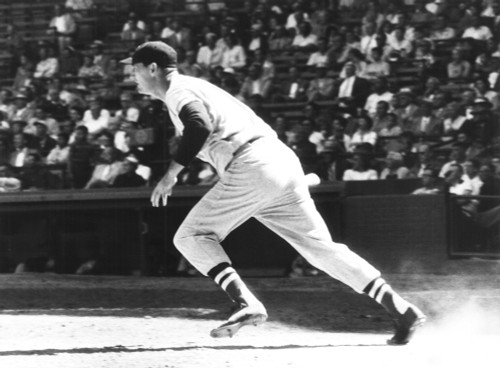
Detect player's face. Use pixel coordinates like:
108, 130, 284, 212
132, 63, 155, 95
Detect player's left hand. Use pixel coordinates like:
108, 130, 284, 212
151, 175, 177, 207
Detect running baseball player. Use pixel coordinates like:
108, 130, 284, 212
121, 41, 425, 345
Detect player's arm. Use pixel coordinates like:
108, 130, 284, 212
151, 100, 213, 207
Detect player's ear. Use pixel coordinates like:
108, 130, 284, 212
148, 62, 158, 75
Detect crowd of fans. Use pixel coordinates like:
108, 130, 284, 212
0, 0, 499, 199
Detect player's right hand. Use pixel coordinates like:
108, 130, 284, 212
150, 175, 177, 207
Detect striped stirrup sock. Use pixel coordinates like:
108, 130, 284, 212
363, 277, 411, 316
208, 262, 249, 304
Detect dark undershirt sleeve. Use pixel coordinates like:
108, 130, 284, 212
174, 100, 213, 167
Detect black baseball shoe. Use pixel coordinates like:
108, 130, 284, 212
210, 303, 268, 338
387, 305, 426, 345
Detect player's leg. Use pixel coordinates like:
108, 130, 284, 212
173, 167, 273, 337
255, 182, 425, 344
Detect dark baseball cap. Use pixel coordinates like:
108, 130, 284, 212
120, 41, 178, 68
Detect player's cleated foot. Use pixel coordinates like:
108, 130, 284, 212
387, 305, 426, 345
210, 304, 268, 338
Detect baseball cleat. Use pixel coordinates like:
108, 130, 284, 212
387, 305, 426, 345
210, 304, 268, 338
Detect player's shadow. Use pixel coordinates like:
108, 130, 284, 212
0, 342, 388, 357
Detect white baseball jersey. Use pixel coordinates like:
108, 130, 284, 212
161, 72, 276, 175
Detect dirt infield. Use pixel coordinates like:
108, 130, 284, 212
0, 266, 499, 368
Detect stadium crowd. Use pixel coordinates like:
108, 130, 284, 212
0, 0, 499, 200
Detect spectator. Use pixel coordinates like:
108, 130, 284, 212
334, 61, 371, 114
84, 146, 124, 189
58, 46, 80, 77
411, 1, 435, 24
393, 88, 419, 126
462, 14, 493, 40
272, 65, 308, 102
306, 65, 335, 102
0, 163, 21, 192
33, 45, 59, 79
33, 121, 57, 159
360, 22, 378, 56
252, 49, 275, 80
326, 33, 350, 67
429, 14, 456, 40
221, 33, 247, 70
112, 155, 146, 188
445, 162, 473, 195
364, 77, 393, 116
248, 23, 268, 57
160, 16, 175, 40
362, 47, 390, 80
13, 55, 35, 92
268, 24, 293, 51
342, 151, 378, 180
82, 95, 110, 139
90, 41, 110, 76
380, 151, 411, 179
17, 151, 60, 190
473, 77, 499, 111
379, 112, 403, 138
46, 132, 70, 166
385, 26, 413, 58
48, 5, 77, 52
163, 18, 192, 52
9, 133, 30, 167
463, 158, 483, 195
65, 0, 93, 12
447, 48, 471, 81
121, 12, 146, 32
286, 123, 318, 173
78, 54, 103, 77
313, 140, 350, 181
339, 48, 367, 78
291, 21, 318, 51
307, 37, 330, 67
105, 57, 124, 81
98, 76, 121, 110
442, 101, 467, 138
412, 168, 442, 194
439, 144, 467, 178
68, 125, 95, 188
196, 33, 225, 77
115, 92, 139, 125
346, 114, 378, 152
121, 19, 147, 42
27, 106, 59, 139
0, 89, 15, 121
459, 97, 499, 146
285, 1, 309, 33
11, 93, 34, 124
406, 101, 443, 137
238, 62, 273, 101
178, 49, 204, 79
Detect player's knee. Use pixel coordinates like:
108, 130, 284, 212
173, 227, 193, 252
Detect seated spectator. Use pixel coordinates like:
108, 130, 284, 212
68, 126, 96, 188
248, 23, 268, 57
313, 140, 350, 181
445, 163, 473, 196
121, 19, 147, 42
115, 92, 139, 125
406, 101, 443, 137
360, 22, 378, 56
48, 5, 77, 52
346, 114, 378, 152
46, 132, 70, 166
105, 57, 124, 81
0, 88, 15, 120
342, 151, 378, 180
65, 0, 93, 12
0, 163, 21, 192
291, 21, 318, 51
164, 18, 192, 52
362, 47, 390, 80
439, 144, 467, 178
379, 112, 403, 138
33, 121, 57, 159
380, 151, 411, 179
84, 146, 124, 189
306, 65, 335, 102
412, 168, 442, 194
26, 106, 59, 139
112, 155, 146, 188
459, 88, 477, 119
326, 33, 350, 67
160, 16, 175, 40
463, 158, 483, 195
334, 61, 371, 114
45, 87, 70, 123
285, 1, 310, 33
17, 151, 61, 190
268, 24, 293, 51
414, 40, 436, 69
178, 49, 204, 79
13, 55, 35, 92
473, 77, 500, 110
339, 48, 368, 78
474, 52, 496, 76
411, 0, 435, 24
121, 12, 146, 32
447, 48, 471, 81
459, 97, 499, 146
9, 132, 30, 167
221, 33, 247, 70
33, 45, 59, 79
197, 33, 224, 77
385, 26, 413, 59
443, 101, 467, 138
462, 15, 493, 40
429, 14, 456, 40
11, 93, 35, 122
271, 66, 308, 102
286, 124, 318, 173
82, 95, 110, 139
238, 62, 273, 102
307, 37, 330, 68
308, 114, 335, 154
364, 77, 393, 116
90, 41, 110, 74
78, 55, 103, 77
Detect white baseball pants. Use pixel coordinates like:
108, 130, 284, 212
173, 138, 381, 292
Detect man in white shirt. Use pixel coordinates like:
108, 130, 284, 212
196, 33, 224, 75
82, 95, 110, 139
364, 77, 393, 116
462, 15, 493, 40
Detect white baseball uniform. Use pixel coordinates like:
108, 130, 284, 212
164, 72, 381, 293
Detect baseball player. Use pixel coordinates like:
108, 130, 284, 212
120, 41, 425, 344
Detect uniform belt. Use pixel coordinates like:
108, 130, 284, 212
232, 136, 263, 157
